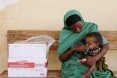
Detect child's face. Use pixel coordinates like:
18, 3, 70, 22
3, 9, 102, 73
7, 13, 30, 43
85, 37, 99, 50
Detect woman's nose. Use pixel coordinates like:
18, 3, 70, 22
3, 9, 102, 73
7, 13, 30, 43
76, 28, 81, 32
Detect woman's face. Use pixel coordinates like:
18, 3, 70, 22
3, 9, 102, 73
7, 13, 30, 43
69, 21, 82, 33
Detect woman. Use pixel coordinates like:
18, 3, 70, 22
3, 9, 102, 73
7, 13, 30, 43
58, 10, 112, 78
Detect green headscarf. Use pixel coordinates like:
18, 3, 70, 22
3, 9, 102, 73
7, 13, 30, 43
58, 10, 99, 57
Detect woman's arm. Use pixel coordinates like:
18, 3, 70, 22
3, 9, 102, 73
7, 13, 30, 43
59, 45, 86, 62
59, 48, 75, 62
85, 43, 109, 66
95, 43, 109, 60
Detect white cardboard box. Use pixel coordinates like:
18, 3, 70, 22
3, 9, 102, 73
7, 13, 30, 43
8, 44, 47, 58
8, 58, 48, 77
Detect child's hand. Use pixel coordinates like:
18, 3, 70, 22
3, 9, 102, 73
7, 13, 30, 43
84, 56, 97, 67
84, 70, 91, 78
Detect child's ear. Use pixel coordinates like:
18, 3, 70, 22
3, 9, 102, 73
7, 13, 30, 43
96, 43, 100, 48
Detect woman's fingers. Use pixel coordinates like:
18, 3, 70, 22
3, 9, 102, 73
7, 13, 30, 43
81, 48, 85, 52
80, 45, 87, 52
74, 45, 87, 52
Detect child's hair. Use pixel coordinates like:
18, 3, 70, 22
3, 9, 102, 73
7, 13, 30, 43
85, 32, 102, 44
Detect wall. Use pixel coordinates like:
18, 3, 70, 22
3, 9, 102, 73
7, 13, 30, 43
0, 0, 117, 73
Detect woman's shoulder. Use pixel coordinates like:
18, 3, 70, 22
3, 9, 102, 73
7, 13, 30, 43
84, 22, 97, 25
84, 22, 98, 28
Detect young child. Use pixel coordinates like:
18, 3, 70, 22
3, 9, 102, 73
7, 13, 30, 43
77, 32, 103, 78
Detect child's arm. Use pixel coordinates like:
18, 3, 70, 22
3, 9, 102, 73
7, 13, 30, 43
77, 58, 95, 78
84, 64, 95, 78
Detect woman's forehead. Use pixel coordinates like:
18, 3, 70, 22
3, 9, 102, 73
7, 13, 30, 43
70, 21, 82, 28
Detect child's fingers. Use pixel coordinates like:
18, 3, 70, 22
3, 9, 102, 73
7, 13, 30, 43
83, 74, 87, 78
84, 74, 89, 78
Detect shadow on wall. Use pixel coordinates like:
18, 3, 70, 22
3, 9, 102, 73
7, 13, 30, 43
0, 0, 20, 11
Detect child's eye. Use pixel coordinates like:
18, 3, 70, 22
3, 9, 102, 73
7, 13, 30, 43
89, 43, 91, 45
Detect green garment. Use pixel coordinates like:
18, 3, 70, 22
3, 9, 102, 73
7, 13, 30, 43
58, 10, 112, 78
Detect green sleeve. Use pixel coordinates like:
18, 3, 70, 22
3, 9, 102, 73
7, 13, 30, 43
101, 36, 109, 46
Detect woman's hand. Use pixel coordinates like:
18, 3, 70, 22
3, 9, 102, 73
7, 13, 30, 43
72, 45, 87, 52
59, 45, 86, 62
